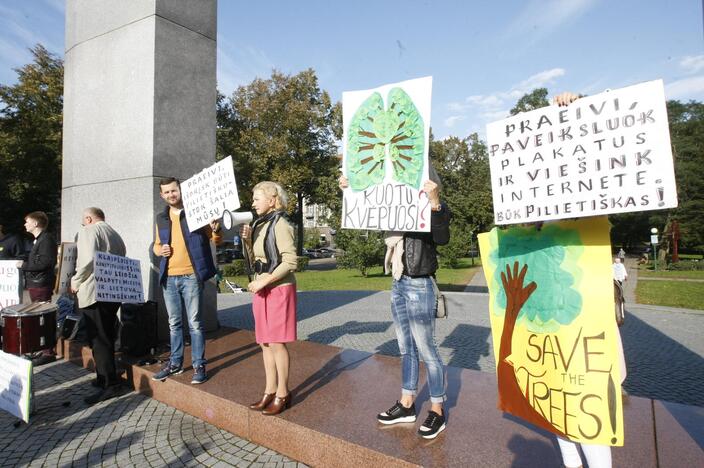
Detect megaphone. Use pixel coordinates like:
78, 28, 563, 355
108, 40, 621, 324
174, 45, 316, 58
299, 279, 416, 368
221, 210, 254, 231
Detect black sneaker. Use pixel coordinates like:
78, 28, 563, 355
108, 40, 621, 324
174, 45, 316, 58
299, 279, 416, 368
377, 401, 416, 425
418, 410, 446, 439
152, 362, 183, 381
191, 365, 208, 384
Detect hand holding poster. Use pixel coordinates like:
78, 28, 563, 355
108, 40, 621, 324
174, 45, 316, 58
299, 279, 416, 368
182, 155, 240, 232
0, 261, 22, 310
94, 252, 144, 304
341, 76, 433, 232
486, 80, 677, 224
478, 217, 624, 446
55, 242, 77, 295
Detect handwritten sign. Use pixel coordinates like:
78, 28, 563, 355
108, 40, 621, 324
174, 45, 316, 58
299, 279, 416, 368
94, 252, 144, 304
478, 217, 624, 445
55, 242, 77, 295
182, 156, 240, 232
486, 80, 677, 224
0, 350, 32, 423
0, 261, 22, 310
341, 76, 433, 232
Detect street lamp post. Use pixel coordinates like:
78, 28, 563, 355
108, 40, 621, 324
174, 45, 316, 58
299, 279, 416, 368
469, 231, 475, 266
650, 227, 659, 271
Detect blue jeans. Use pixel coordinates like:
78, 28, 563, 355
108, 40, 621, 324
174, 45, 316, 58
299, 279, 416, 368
391, 275, 445, 403
163, 274, 205, 368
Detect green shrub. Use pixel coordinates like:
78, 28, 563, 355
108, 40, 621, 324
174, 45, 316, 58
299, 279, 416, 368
297, 256, 309, 272
221, 259, 247, 276
304, 228, 321, 249
667, 260, 704, 271
438, 224, 472, 269
335, 230, 385, 276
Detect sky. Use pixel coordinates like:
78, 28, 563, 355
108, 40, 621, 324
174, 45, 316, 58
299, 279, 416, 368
1, 0, 703, 139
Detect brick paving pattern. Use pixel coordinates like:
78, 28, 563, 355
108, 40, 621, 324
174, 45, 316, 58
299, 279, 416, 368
0, 360, 307, 468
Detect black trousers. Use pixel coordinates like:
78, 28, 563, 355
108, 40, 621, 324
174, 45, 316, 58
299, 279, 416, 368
82, 302, 120, 387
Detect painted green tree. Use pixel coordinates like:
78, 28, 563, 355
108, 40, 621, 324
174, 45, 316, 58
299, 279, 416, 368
346, 88, 424, 191
489, 224, 584, 333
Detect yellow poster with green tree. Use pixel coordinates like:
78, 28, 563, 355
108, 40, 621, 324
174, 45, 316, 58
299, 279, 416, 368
478, 216, 624, 446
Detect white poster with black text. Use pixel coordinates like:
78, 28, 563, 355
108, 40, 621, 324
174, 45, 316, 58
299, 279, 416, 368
182, 156, 240, 232
486, 80, 677, 225
94, 252, 144, 304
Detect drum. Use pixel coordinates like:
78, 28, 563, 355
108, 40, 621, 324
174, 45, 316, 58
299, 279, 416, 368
1, 302, 58, 355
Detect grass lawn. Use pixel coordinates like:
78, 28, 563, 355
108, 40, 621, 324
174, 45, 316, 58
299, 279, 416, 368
638, 269, 704, 280
636, 281, 704, 310
224, 258, 481, 292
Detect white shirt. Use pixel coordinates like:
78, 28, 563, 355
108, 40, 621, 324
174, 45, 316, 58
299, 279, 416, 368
613, 262, 628, 282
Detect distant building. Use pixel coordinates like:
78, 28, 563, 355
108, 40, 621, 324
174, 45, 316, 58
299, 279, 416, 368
302, 200, 334, 247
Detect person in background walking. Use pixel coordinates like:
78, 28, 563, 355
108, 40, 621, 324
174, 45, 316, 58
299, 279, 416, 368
613, 257, 628, 285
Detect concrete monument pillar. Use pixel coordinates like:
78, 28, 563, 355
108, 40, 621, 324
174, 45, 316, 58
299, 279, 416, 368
61, 0, 219, 338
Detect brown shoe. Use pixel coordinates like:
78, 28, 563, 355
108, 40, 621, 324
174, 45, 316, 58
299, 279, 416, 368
262, 393, 292, 416
249, 393, 276, 411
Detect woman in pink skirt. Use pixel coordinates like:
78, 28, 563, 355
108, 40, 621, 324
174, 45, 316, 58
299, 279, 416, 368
240, 181, 298, 415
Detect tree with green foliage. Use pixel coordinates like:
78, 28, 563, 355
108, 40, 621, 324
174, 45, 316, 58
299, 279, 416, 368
303, 227, 321, 249
216, 69, 341, 255
334, 229, 385, 277
437, 223, 473, 268
510, 88, 549, 115
427, 132, 493, 269
0, 45, 63, 232
664, 100, 704, 251
430, 133, 493, 234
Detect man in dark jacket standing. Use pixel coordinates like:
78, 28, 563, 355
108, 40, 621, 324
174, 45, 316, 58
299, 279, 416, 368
152, 177, 221, 385
18, 211, 57, 302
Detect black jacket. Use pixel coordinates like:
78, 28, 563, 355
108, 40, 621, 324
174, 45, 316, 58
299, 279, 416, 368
402, 203, 451, 277
21, 230, 57, 288
0, 233, 28, 260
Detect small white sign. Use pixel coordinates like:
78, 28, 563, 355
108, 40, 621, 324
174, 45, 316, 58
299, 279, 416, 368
94, 252, 144, 304
0, 261, 22, 310
55, 242, 77, 295
0, 350, 32, 423
651, 235, 659, 244
486, 80, 678, 224
182, 156, 240, 232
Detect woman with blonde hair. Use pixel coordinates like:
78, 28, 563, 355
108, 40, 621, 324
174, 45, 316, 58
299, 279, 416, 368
240, 181, 298, 415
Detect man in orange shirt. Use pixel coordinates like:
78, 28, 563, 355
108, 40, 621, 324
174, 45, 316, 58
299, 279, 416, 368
152, 177, 221, 384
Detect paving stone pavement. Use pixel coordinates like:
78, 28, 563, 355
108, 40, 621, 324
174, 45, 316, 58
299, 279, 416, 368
219, 290, 704, 407
0, 359, 308, 468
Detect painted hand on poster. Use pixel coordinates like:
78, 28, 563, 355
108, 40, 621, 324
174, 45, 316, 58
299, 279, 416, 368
497, 261, 567, 437
346, 88, 424, 191
479, 218, 624, 446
